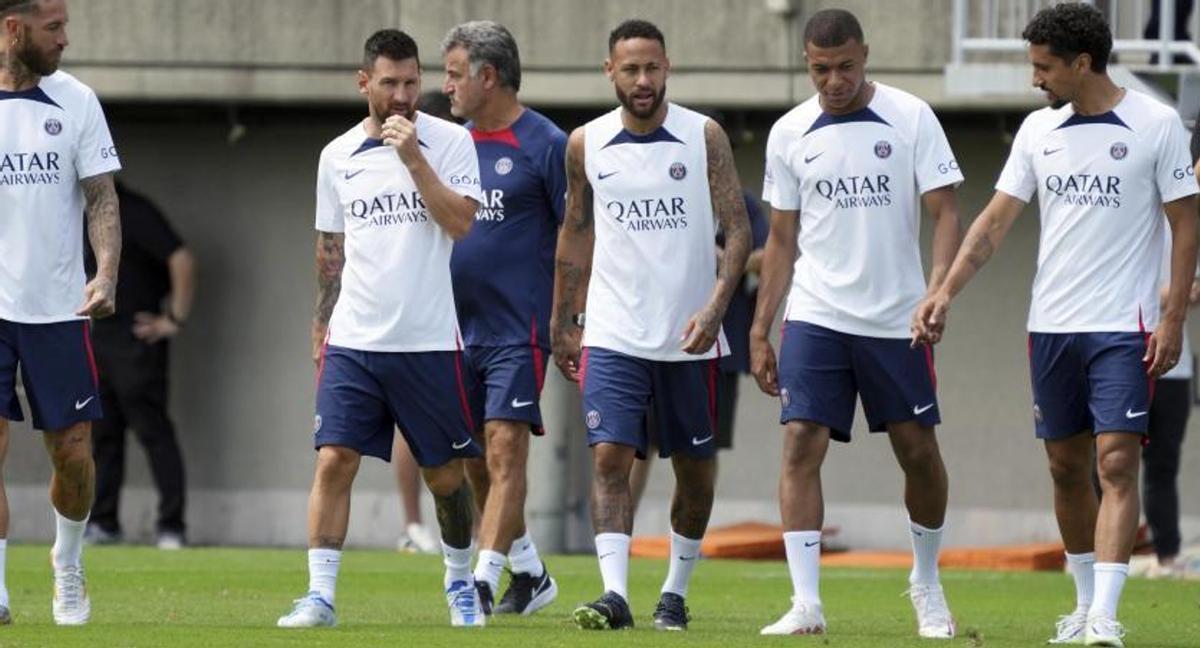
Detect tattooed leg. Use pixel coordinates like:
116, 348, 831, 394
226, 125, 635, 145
307, 445, 361, 549
424, 460, 474, 549
43, 423, 96, 520
669, 454, 716, 539
592, 443, 637, 534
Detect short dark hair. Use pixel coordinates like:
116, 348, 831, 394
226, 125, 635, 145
1022, 3, 1111, 73
0, 0, 37, 17
608, 19, 665, 53
803, 9, 864, 48
363, 29, 420, 71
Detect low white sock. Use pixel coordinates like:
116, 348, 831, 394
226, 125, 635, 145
307, 548, 341, 604
508, 531, 544, 577
783, 530, 822, 604
660, 530, 703, 597
1065, 552, 1096, 612
0, 539, 8, 608
595, 532, 631, 600
442, 541, 474, 589
473, 549, 506, 591
908, 520, 944, 586
1089, 562, 1129, 619
51, 509, 87, 570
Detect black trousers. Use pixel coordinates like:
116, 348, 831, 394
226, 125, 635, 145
1144, 378, 1191, 559
90, 325, 186, 535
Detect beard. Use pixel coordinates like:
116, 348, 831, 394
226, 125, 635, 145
371, 98, 415, 125
16, 30, 61, 76
616, 83, 666, 120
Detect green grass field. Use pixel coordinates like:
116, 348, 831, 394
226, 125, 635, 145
0, 544, 1197, 647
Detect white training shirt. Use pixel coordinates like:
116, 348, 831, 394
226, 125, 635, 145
763, 83, 963, 338
315, 112, 482, 352
582, 103, 728, 361
996, 89, 1198, 333
0, 71, 121, 323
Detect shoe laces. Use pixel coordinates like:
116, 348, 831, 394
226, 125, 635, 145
1054, 609, 1087, 638
54, 566, 85, 608
1089, 615, 1126, 639
449, 584, 478, 614
654, 594, 689, 622
905, 585, 951, 626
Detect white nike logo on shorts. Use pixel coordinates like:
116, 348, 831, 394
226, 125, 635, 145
451, 439, 472, 450
1125, 408, 1148, 419
511, 398, 534, 408
913, 403, 935, 415
74, 396, 94, 410
691, 434, 714, 446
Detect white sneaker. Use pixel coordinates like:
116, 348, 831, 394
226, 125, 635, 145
1048, 609, 1088, 644
760, 599, 826, 635
52, 565, 90, 626
1084, 615, 1125, 647
405, 523, 440, 554
907, 583, 955, 638
446, 579, 485, 627
156, 532, 185, 551
277, 592, 337, 628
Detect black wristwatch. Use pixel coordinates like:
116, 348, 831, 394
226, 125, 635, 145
572, 313, 586, 328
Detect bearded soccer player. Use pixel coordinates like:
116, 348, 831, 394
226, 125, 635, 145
0, 0, 121, 626
277, 29, 486, 629
551, 19, 751, 632
751, 8, 962, 638
441, 20, 564, 616
914, 5, 1198, 646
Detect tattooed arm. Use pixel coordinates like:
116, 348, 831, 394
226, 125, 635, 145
78, 173, 121, 318
549, 127, 594, 382
681, 119, 751, 355
912, 190, 1025, 345
311, 231, 345, 364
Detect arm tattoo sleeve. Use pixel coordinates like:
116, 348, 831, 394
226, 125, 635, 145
705, 121, 751, 312
81, 174, 121, 279
314, 232, 345, 326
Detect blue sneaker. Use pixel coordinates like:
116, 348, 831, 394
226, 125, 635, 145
446, 580, 485, 627
277, 591, 336, 628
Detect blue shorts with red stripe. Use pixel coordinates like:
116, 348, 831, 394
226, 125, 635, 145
463, 345, 548, 435
314, 346, 481, 466
1029, 332, 1152, 439
0, 318, 102, 431
777, 321, 940, 442
579, 346, 720, 460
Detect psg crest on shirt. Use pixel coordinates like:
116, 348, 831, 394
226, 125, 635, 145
495, 156, 514, 175
669, 162, 687, 180
1110, 142, 1128, 160
874, 140, 892, 159
44, 118, 62, 136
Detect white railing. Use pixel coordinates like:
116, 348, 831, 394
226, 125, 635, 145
952, 0, 1200, 69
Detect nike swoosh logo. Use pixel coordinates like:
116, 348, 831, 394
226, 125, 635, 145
913, 403, 935, 415
804, 152, 824, 164
679, 555, 697, 561
599, 551, 615, 560
343, 169, 366, 180
451, 438, 472, 450
804, 540, 820, 547
1126, 409, 1148, 419
691, 435, 714, 446
489, 561, 504, 568
511, 398, 534, 408
1042, 148, 1063, 156
598, 170, 620, 180
74, 396, 94, 410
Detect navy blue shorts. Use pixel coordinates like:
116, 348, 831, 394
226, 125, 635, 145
1029, 332, 1152, 439
579, 346, 719, 460
314, 345, 481, 466
777, 321, 940, 442
0, 318, 102, 431
464, 345, 548, 435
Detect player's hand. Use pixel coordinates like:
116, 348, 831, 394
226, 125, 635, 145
911, 291, 951, 347
750, 332, 779, 396
311, 321, 328, 367
551, 321, 583, 382
1145, 318, 1184, 377
131, 311, 180, 343
382, 115, 422, 168
1189, 279, 1200, 306
681, 304, 721, 354
76, 276, 116, 319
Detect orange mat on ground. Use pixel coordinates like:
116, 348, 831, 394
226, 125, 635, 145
631, 523, 1066, 571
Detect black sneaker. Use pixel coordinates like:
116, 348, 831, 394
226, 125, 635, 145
653, 592, 689, 631
573, 591, 634, 630
474, 580, 494, 615
495, 564, 558, 615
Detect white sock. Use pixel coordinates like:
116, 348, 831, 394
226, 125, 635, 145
508, 531, 544, 577
908, 520, 944, 586
51, 509, 87, 570
442, 541, 474, 589
473, 549, 506, 591
783, 530, 822, 604
1065, 552, 1096, 612
661, 530, 703, 597
0, 539, 8, 608
1089, 562, 1129, 619
595, 532, 631, 600
307, 548, 341, 604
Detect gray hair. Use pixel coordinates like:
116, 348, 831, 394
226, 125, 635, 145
442, 20, 521, 91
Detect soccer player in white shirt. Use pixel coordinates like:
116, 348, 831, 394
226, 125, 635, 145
914, 5, 1198, 646
0, 0, 122, 626
751, 9, 963, 639
276, 29, 485, 629
551, 19, 751, 632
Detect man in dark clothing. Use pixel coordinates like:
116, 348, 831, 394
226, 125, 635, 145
84, 181, 195, 549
